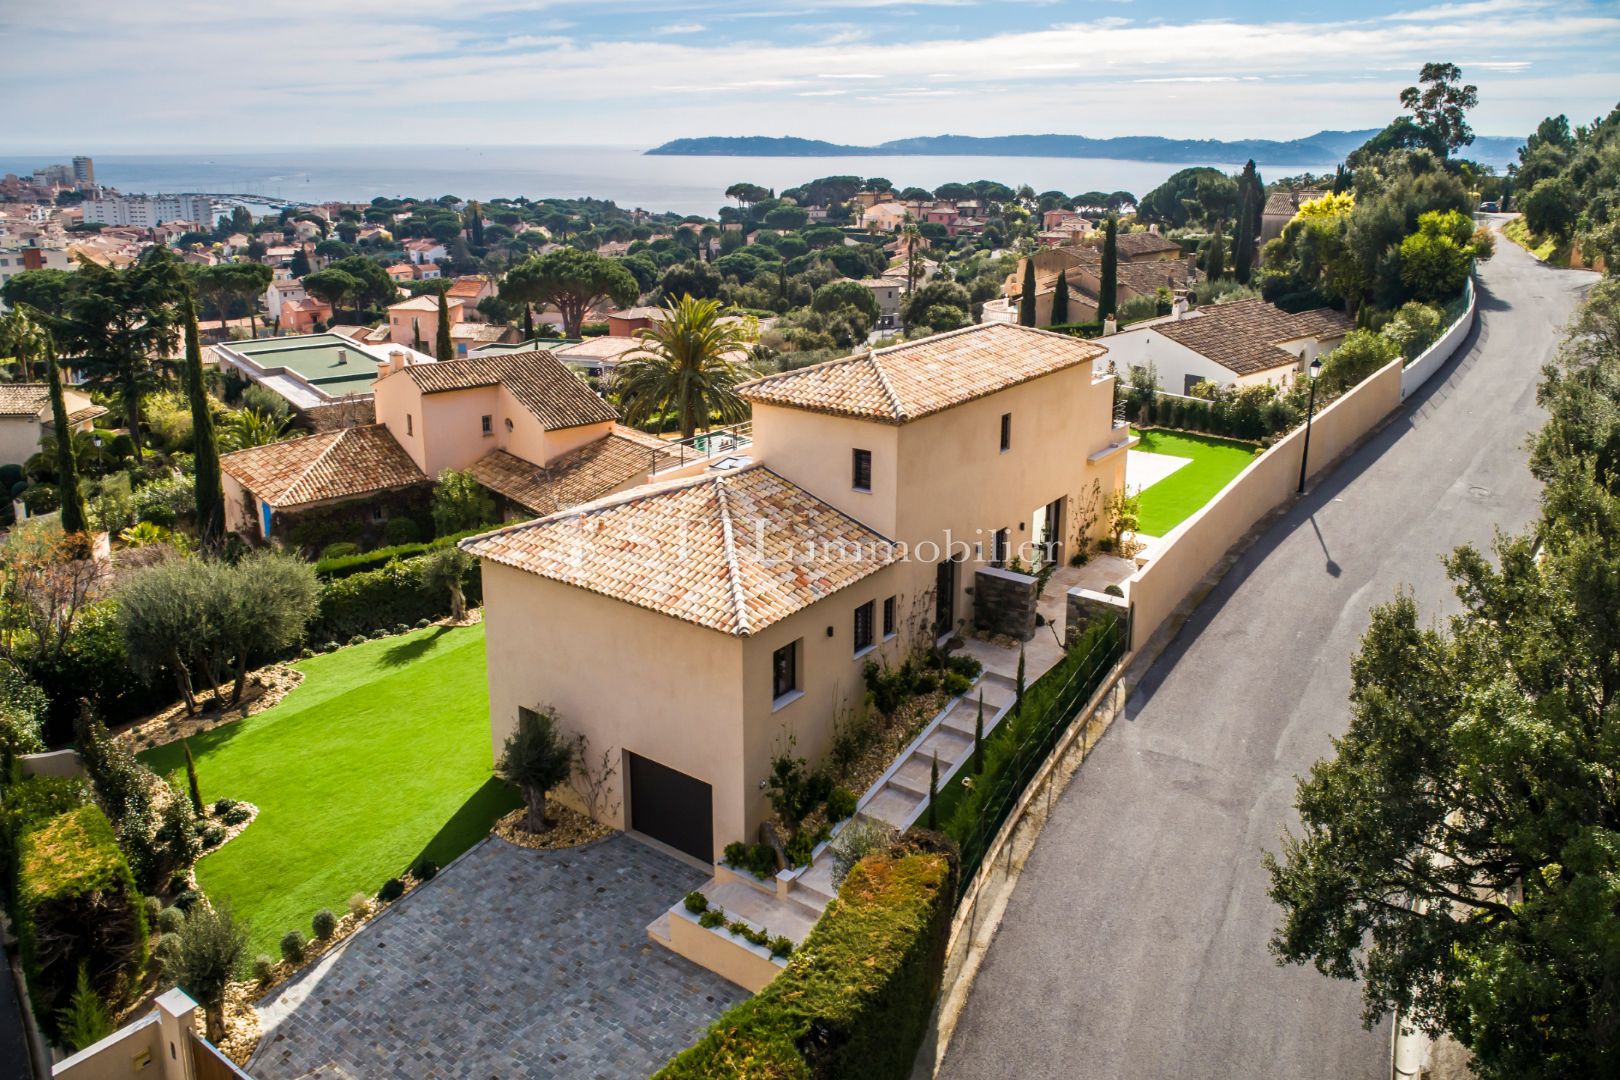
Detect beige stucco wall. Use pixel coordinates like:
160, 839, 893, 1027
0, 415, 41, 466
750, 404, 901, 538
480, 560, 746, 859
376, 367, 612, 478
1126, 356, 1403, 649
52, 1017, 162, 1080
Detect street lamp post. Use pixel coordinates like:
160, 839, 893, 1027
1296, 357, 1324, 495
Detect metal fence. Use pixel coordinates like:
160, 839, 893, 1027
949, 612, 1129, 899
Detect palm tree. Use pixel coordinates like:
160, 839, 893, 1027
0, 308, 46, 381
218, 408, 292, 451
615, 295, 754, 440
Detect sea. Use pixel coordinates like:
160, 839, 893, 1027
1, 146, 1342, 219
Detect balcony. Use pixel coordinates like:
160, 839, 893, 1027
649, 421, 754, 477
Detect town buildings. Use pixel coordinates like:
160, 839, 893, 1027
1101, 298, 1354, 393
81, 194, 220, 228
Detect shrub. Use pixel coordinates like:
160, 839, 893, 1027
312, 552, 482, 641
201, 825, 225, 848
826, 787, 858, 822
727, 918, 752, 938
142, 895, 162, 922
167, 903, 248, 1043
221, 804, 250, 827
347, 892, 371, 918
392, 623, 409, 635
369, 629, 387, 640
942, 671, 972, 697
413, 619, 430, 629
698, 907, 726, 930
251, 954, 275, 985
944, 653, 982, 681
320, 542, 360, 561
769, 935, 794, 959
723, 841, 777, 880
656, 846, 956, 1080
411, 859, 438, 882
346, 634, 366, 646
377, 877, 405, 903
56, 965, 114, 1052
311, 908, 338, 940
683, 891, 708, 914
15, 805, 147, 1026
382, 517, 420, 546
279, 929, 306, 965
157, 906, 186, 933
321, 640, 339, 652
211, 798, 236, 817
297, 647, 314, 659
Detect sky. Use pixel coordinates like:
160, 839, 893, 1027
2, 0, 1617, 150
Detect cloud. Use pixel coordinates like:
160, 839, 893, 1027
654, 22, 706, 34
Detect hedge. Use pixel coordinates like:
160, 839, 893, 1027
310, 552, 483, 641
313, 525, 493, 579
656, 842, 956, 1080
16, 804, 147, 1025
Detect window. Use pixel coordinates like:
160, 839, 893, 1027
882, 596, 897, 639
1000, 412, 1012, 451
481, 414, 493, 435
406, 413, 413, 436
772, 640, 800, 702
1184, 374, 1205, 396
993, 528, 1010, 567
852, 448, 872, 492
854, 600, 875, 654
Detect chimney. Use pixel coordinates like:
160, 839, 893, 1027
1171, 293, 1189, 320
1103, 315, 1118, 336
376, 356, 390, 380
335, 348, 347, 365
389, 349, 407, 374
1148, 223, 1159, 236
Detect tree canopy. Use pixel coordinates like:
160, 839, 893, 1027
500, 248, 639, 337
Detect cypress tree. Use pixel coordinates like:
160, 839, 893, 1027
1018, 258, 1037, 327
1015, 643, 1026, 718
1231, 187, 1257, 284
926, 752, 939, 830
1099, 218, 1119, 321
973, 691, 985, 774
1050, 270, 1070, 326
411, 317, 423, 353
1203, 223, 1226, 281
182, 737, 204, 815
522, 305, 534, 339
46, 339, 88, 537
466, 201, 484, 247
435, 287, 454, 362
184, 294, 225, 548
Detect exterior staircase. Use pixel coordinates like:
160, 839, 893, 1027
647, 669, 1020, 991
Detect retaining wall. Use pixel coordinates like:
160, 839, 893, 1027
1401, 278, 1476, 400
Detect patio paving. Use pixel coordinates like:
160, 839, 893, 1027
249, 834, 746, 1080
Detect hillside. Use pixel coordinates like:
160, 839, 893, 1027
646, 131, 1525, 168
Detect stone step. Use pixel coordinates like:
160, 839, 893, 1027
701, 878, 818, 943
863, 784, 923, 828
917, 726, 971, 764
646, 910, 674, 946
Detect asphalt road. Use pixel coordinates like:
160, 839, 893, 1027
940, 223, 1595, 1080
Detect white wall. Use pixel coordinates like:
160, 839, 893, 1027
1401, 278, 1477, 400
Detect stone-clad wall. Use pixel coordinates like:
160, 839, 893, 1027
974, 567, 1039, 641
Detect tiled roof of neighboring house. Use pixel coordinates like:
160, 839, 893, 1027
0, 384, 50, 417
468, 425, 682, 516
606, 306, 666, 322
1264, 190, 1325, 217
552, 336, 646, 362
1153, 299, 1355, 376
219, 424, 426, 509
450, 323, 512, 344
462, 465, 898, 636
737, 323, 1106, 424
1111, 231, 1184, 259
403, 350, 617, 430
445, 277, 490, 298
387, 293, 464, 313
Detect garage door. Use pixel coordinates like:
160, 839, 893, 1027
627, 752, 713, 864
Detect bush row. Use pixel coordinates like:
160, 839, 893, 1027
310, 553, 482, 642
1125, 391, 1293, 441
313, 525, 492, 580
656, 841, 956, 1080
14, 802, 147, 1028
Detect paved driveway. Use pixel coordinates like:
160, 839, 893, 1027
250, 835, 744, 1080
940, 230, 1595, 1078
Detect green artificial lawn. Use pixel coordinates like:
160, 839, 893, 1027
1131, 428, 1264, 537
139, 622, 519, 956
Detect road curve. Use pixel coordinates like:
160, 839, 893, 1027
939, 223, 1594, 1080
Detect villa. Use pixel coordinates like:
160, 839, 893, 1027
0, 382, 107, 466
462, 322, 1133, 866
208, 333, 437, 424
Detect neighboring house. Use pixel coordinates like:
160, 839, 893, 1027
450, 321, 519, 356
404, 239, 447, 264
412, 262, 442, 281
0, 243, 74, 311
856, 278, 902, 330
0, 383, 107, 465
1262, 190, 1324, 246
279, 295, 332, 335
462, 322, 1131, 864
994, 245, 1200, 327
446, 275, 497, 319
605, 306, 664, 337
861, 201, 909, 233
385, 263, 415, 284
387, 293, 464, 349
209, 332, 436, 422
1100, 298, 1354, 394
220, 349, 678, 543
264, 277, 306, 318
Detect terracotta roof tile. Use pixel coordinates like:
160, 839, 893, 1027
0, 384, 50, 417
736, 323, 1106, 424
402, 350, 617, 430
219, 424, 426, 508
468, 426, 683, 515
462, 465, 898, 636
1151, 299, 1354, 376
1264, 190, 1325, 217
